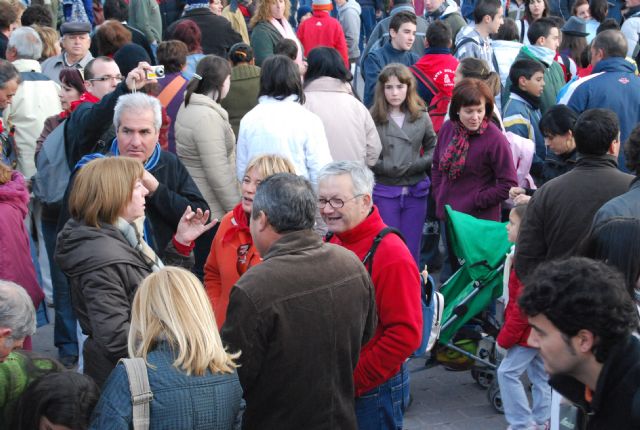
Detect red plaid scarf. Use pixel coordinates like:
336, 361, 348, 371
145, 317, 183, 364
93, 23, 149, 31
439, 118, 489, 180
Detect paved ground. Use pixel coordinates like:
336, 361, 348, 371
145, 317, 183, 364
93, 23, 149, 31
32, 309, 507, 430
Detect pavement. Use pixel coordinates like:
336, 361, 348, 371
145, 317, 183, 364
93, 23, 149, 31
32, 308, 507, 430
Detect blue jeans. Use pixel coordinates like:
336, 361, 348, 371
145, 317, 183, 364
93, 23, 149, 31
359, 5, 377, 52
355, 363, 410, 430
497, 345, 551, 429
42, 219, 78, 358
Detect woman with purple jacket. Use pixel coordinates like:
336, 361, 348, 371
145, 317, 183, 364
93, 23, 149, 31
432, 78, 517, 223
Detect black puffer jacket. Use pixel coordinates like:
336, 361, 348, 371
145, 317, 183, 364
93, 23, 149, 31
166, 8, 242, 57
55, 219, 193, 388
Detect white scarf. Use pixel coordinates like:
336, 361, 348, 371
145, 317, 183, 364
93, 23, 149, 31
116, 217, 164, 272
270, 17, 303, 65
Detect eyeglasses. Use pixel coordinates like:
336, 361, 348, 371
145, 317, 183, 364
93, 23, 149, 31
88, 75, 124, 82
318, 194, 363, 209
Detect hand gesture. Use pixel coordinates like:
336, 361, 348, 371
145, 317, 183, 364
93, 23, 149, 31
174, 206, 218, 246
508, 187, 526, 200
141, 170, 159, 194
125, 61, 155, 91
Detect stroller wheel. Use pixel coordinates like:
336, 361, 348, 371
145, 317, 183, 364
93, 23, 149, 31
471, 368, 494, 389
487, 380, 504, 414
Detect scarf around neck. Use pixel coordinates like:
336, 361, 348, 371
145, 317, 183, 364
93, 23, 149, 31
510, 85, 542, 110
223, 203, 251, 245
269, 18, 303, 64
525, 45, 555, 66
116, 216, 164, 272
439, 118, 489, 179
60, 91, 99, 119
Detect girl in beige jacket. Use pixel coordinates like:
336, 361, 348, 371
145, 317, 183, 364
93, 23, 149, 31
176, 55, 240, 220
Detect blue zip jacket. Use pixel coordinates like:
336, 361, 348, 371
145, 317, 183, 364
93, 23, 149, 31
363, 42, 418, 107
567, 57, 640, 171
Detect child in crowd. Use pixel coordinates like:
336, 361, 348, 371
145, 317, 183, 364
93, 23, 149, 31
497, 203, 551, 430
503, 58, 545, 179
370, 63, 437, 265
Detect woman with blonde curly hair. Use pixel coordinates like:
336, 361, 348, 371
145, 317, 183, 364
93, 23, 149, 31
250, 0, 303, 66
91, 267, 242, 428
369, 63, 437, 264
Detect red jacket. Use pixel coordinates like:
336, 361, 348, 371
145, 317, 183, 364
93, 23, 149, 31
497, 267, 531, 349
412, 50, 458, 99
329, 206, 422, 396
297, 11, 350, 68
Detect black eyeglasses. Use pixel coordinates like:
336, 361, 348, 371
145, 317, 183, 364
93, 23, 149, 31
318, 194, 363, 209
88, 75, 123, 82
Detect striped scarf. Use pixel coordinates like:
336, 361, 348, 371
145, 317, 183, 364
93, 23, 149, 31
439, 118, 489, 180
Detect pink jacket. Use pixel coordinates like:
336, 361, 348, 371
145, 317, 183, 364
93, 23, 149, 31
0, 171, 43, 309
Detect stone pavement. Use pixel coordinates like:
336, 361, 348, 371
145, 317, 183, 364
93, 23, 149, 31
32, 310, 507, 430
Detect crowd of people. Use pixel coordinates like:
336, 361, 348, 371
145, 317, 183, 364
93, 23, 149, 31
1, 0, 640, 428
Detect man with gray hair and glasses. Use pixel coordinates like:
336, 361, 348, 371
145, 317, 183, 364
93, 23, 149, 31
318, 160, 422, 429
221, 173, 376, 430
0, 280, 36, 363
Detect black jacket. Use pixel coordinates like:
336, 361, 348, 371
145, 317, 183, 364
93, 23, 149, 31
550, 336, 640, 430
515, 154, 633, 279
64, 81, 128, 170
166, 8, 242, 57
55, 219, 193, 387
221, 230, 377, 430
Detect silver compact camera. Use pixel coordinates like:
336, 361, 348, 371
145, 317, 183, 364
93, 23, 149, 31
147, 65, 165, 79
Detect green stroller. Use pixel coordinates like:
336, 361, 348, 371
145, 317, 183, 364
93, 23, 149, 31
433, 205, 512, 412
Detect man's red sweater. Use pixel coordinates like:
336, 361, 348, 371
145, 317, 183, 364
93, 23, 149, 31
297, 11, 350, 68
329, 206, 422, 396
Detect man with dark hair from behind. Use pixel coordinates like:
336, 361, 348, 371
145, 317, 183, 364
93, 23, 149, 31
221, 173, 376, 429
89, 0, 155, 63
519, 257, 640, 429
515, 108, 633, 280
593, 124, 640, 225
566, 30, 640, 170
20, 5, 53, 27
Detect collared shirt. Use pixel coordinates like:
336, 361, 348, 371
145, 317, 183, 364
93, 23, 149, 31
40, 51, 94, 83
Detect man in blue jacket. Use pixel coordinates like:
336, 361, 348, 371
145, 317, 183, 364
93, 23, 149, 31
567, 30, 640, 171
363, 11, 418, 107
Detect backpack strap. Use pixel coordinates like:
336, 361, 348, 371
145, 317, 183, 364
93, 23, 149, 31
157, 75, 187, 107
520, 18, 526, 43
452, 37, 478, 56
409, 65, 439, 100
120, 357, 153, 430
362, 227, 405, 274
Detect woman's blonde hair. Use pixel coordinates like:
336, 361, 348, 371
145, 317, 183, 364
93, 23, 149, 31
129, 267, 239, 375
69, 157, 144, 227
370, 63, 425, 125
250, 0, 290, 28
32, 25, 60, 60
244, 154, 297, 178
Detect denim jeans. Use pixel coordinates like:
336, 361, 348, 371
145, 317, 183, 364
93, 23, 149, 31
497, 345, 551, 429
355, 363, 410, 430
42, 219, 78, 358
359, 5, 377, 52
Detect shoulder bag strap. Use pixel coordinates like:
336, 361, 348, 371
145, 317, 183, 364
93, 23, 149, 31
120, 357, 153, 430
409, 65, 439, 99
362, 227, 406, 274
157, 75, 187, 107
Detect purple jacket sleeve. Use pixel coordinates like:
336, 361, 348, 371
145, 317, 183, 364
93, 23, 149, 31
474, 133, 517, 209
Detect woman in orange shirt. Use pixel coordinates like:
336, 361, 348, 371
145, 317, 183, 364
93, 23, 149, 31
204, 154, 296, 327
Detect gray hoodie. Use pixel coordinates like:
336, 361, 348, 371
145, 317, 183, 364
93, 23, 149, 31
338, 0, 362, 60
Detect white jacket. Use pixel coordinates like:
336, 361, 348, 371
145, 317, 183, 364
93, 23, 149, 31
236, 95, 332, 186
622, 14, 640, 58
2, 59, 61, 179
